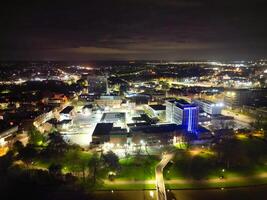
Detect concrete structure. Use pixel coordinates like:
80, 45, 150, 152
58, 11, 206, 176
109, 127, 128, 145
193, 98, 223, 115
166, 99, 199, 133
82, 104, 93, 115
224, 89, 250, 108
59, 106, 75, 121
147, 105, 166, 119
130, 124, 182, 145
101, 112, 126, 127
95, 95, 122, 108
91, 123, 127, 145
33, 110, 54, 128
91, 123, 113, 144
57, 119, 73, 130
0, 126, 19, 147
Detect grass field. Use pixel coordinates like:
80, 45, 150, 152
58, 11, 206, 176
117, 155, 159, 180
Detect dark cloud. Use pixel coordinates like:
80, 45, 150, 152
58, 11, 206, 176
0, 0, 267, 60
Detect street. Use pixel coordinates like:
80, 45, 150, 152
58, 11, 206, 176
222, 110, 254, 124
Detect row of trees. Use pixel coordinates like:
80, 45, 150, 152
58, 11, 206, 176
11, 128, 121, 187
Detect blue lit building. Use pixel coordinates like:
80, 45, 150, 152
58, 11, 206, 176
166, 99, 199, 133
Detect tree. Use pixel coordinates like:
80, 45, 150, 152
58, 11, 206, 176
88, 153, 100, 185
49, 163, 62, 176
47, 131, 68, 154
28, 126, 46, 146
13, 140, 24, 153
0, 151, 14, 174
102, 151, 119, 170
214, 138, 248, 169
18, 144, 37, 165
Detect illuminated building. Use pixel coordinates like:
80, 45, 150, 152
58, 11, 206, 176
147, 105, 166, 119
0, 126, 19, 147
193, 98, 223, 115
101, 112, 126, 127
82, 104, 93, 114
91, 123, 127, 145
59, 106, 75, 121
95, 95, 122, 108
224, 89, 250, 108
166, 99, 199, 133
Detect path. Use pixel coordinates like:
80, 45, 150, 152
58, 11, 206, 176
103, 172, 267, 187
155, 153, 174, 200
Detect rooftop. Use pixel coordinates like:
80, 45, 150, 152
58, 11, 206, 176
168, 99, 197, 109
101, 112, 126, 123
93, 123, 113, 136
148, 104, 166, 111
83, 104, 93, 109
99, 95, 121, 100
130, 124, 180, 134
60, 106, 74, 114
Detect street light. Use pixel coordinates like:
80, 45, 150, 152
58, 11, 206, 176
149, 191, 154, 198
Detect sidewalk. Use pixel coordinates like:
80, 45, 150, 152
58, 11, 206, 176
103, 172, 267, 187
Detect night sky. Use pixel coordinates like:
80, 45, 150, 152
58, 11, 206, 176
0, 0, 267, 61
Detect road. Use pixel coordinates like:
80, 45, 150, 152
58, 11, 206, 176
155, 153, 174, 200
103, 171, 267, 185
222, 110, 254, 124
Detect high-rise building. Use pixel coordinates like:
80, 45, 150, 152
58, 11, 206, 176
193, 98, 223, 115
224, 89, 266, 108
166, 99, 199, 132
224, 89, 250, 108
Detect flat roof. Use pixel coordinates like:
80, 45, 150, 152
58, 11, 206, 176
130, 124, 180, 134
168, 99, 197, 109
93, 123, 113, 136
57, 119, 72, 124
100, 95, 121, 100
60, 106, 74, 114
149, 105, 166, 111
83, 104, 93, 109
101, 112, 125, 122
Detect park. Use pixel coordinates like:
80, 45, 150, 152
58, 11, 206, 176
2, 127, 267, 196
